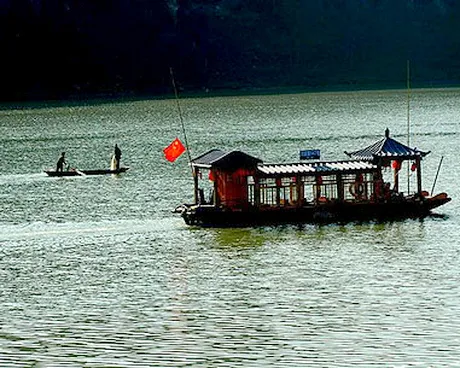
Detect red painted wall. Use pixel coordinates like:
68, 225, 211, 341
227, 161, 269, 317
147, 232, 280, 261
214, 169, 252, 208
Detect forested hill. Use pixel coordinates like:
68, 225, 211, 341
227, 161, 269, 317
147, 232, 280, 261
2, 0, 460, 101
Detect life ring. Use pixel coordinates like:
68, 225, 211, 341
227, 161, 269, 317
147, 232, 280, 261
349, 182, 365, 198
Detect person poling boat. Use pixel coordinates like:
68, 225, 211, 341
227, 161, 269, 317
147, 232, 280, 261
56, 152, 67, 172
111, 144, 122, 170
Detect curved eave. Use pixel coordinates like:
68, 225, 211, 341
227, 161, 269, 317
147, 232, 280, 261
191, 163, 212, 169
374, 151, 430, 159
345, 151, 430, 162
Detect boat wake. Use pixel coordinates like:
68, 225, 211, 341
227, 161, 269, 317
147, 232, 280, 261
0, 218, 180, 242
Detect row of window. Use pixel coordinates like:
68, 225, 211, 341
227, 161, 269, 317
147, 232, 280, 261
247, 173, 376, 206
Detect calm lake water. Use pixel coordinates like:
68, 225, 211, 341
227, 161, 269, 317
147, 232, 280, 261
1, 89, 459, 367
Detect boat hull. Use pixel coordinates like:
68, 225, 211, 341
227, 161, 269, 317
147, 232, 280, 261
45, 167, 129, 177
176, 194, 451, 227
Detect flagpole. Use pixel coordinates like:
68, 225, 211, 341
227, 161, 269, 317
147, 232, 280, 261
170, 67, 193, 166
169, 68, 199, 203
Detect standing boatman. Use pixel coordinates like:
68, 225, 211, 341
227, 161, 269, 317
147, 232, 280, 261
56, 152, 67, 172
114, 144, 122, 170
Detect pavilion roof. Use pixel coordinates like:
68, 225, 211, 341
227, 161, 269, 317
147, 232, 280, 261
345, 128, 429, 161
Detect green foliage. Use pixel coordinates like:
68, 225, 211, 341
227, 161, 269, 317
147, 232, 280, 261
1, 0, 460, 100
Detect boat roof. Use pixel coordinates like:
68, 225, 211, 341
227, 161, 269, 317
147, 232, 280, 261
191, 149, 262, 170
258, 160, 377, 177
345, 128, 429, 161
192, 149, 377, 176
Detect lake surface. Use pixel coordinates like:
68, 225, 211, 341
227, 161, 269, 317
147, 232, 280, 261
1, 89, 459, 367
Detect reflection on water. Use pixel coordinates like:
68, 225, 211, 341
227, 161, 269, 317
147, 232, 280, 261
1, 89, 459, 366
209, 228, 268, 249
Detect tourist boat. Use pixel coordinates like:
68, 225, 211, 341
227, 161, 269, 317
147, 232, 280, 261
174, 129, 450, 226
44, 167, 129, 177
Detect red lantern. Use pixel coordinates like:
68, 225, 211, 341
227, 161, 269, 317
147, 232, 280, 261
392, 161, 401, 170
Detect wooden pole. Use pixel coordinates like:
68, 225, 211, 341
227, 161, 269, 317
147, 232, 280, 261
296, 175, 303, 207
394, 170, 398, 192
416, 156, 422, 195
193, 168, 199, 204
431, 156, 444, 196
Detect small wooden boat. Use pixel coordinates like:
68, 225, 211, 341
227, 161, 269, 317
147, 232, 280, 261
44, 167, 129, 177
174, 129, 451, 227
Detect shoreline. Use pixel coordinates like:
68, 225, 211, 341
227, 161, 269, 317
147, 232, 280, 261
2, 82, 460, 110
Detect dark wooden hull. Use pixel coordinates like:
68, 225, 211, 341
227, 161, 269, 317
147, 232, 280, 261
45, 167, 129, 177
176, 194, 451, 227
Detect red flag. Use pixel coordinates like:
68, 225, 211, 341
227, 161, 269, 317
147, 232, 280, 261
163, 138, 186, 162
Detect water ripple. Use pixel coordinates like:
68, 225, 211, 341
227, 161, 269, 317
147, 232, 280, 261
1, 90, 459, 366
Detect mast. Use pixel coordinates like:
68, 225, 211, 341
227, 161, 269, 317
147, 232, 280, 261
406, 60, 411, 193
170, 67, 197, 202
170, 67, 193, 166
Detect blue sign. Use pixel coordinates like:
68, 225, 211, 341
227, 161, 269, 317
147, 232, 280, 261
300, 149, 320, 160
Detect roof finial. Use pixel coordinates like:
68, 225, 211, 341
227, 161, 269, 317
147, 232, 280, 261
385, 128, 390, 138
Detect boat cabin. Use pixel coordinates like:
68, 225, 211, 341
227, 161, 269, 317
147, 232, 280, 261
190, 129, 429, 211
192, 151, 382, 209
190, 149, 262, 208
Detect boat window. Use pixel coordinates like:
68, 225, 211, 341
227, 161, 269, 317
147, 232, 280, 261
247, 176, 255, 205
300, 176, 316, 203
279, 177, 297, 205
259, 178, 277, 205
316, 175, 338, 200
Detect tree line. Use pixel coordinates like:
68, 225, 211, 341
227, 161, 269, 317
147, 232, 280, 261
1, 0, 459, 101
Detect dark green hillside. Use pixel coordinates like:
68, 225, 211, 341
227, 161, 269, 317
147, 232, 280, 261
1, 0, 460, 100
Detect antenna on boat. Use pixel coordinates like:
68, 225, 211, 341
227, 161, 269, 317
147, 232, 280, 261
170, 67, 193, 169
406, 60, 411, 194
